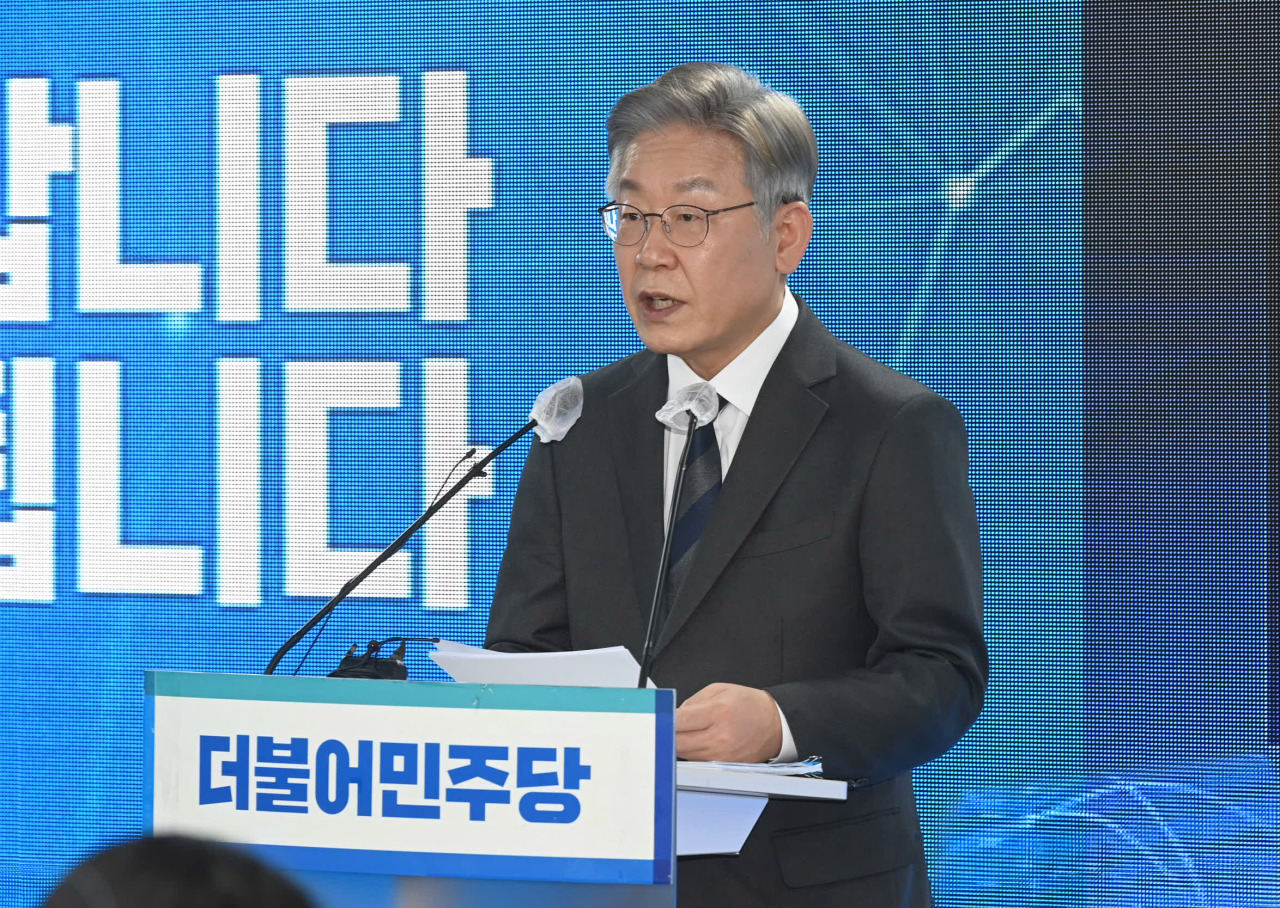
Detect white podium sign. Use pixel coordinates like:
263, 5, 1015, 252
147, 672, 675, 886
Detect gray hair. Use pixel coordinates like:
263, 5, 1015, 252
605, 63, 817, 231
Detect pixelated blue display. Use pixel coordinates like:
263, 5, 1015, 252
1, 2, 1272, 906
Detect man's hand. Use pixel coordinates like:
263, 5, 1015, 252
675, 683, 782, 763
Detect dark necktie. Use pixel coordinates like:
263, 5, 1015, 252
664, 397, 725, 615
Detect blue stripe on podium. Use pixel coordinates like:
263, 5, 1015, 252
652, 690, 675, 883
251, 842, 664, 885
147, 670, 666, 714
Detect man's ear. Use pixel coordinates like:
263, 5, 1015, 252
773, 201, 814, 276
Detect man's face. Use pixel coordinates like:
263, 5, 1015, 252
611, 124, 788, 380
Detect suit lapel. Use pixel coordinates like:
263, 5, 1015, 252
655, 303, 837, 654
607, 353, 667, 631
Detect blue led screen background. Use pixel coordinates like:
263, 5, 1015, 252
0, 1, 1271, 905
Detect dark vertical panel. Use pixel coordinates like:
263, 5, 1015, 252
1269, 103, 1279, 747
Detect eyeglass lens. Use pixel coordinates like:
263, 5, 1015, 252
604, 205, 710, 247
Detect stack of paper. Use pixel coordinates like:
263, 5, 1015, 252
428, 643, 652, 688
696, 757, 823, 776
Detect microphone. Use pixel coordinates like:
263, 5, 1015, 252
637, 381, 719, 688
529, 375, 584, 442
264, 376, 584, 675
656, 382, 720, 432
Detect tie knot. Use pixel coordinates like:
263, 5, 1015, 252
687, 395, 725, 436
700, 394, 726, 429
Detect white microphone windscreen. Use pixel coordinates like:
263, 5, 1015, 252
530, 375, 584, 442
655, 381, 719, 431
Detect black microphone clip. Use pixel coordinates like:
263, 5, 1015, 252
328, 639, 408, 680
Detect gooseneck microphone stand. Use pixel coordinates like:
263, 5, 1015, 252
636, 414, 700, 688
264, 419, 537, 675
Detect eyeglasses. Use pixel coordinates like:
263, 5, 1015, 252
597, 201, 757, 248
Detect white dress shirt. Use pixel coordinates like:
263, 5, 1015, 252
662, 286, 801, 762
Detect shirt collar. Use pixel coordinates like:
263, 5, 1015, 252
666, 286, 800, 417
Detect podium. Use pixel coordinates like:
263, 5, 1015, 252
147, 671, 676, 907
147, 671, 846, 906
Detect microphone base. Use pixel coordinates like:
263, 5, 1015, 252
328, 643, 409, 680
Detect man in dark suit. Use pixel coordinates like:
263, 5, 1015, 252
487, 62, 986, 906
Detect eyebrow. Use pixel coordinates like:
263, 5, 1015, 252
675, 177, 719, 193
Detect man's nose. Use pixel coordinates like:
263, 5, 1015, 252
634, 216, 678, 267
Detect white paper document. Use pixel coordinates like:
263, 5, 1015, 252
676, 791, 768, 856
428, 644, 653, 688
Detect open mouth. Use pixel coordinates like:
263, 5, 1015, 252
639, 291, 685, 314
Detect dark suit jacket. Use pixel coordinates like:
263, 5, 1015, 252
487, 299, 987, 907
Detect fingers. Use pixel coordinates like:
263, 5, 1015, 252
674, 700, 714, 733
674, 683, 728, 734
675, 734, 721, 762
673, 683, 782, 763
